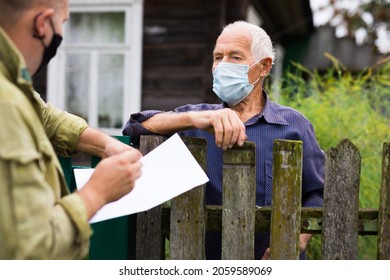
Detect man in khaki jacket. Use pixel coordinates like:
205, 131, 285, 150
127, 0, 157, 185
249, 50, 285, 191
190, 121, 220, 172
0, 0, 142, 259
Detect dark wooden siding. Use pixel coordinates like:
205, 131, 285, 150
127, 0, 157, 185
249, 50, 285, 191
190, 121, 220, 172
141, 0, 236, 111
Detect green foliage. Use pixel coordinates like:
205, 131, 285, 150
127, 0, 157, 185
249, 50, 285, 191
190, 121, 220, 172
268, 55, 390, 259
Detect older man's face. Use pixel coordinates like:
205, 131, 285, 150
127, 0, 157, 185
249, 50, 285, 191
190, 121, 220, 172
212, 29, 255, 70
212, 28, 261, 86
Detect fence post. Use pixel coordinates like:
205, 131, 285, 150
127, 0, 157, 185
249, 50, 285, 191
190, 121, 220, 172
378, 142, 390, 259
270, 140, 302, 260
221, 142, 256, 260
170, 137, 207, 259
136, 135, 167, 259
322, 139, 361, 259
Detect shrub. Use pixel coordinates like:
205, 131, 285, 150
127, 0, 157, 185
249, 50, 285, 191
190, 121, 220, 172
267, 55, 390, 259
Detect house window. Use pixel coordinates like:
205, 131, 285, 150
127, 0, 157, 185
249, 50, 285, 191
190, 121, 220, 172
48, 0, 143, 135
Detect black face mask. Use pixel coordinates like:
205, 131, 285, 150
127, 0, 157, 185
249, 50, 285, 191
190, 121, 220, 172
33, 19, 63, 76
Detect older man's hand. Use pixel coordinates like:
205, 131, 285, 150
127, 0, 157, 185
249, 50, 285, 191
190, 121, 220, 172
261, 233, 313, 260
189, 108, 247, 150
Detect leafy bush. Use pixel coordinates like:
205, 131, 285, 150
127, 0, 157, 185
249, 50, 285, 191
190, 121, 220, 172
268, 54, 390, 259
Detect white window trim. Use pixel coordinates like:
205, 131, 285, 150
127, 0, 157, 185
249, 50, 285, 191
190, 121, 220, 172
48, 0, 143, 135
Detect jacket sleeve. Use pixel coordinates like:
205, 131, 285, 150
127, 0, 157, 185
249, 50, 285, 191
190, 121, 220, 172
122, 110, 164, 140
35, 92, 88, 157
122, 104, 216, 140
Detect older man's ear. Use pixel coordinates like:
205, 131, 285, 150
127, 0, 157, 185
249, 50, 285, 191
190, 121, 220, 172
259, 57, 273, 77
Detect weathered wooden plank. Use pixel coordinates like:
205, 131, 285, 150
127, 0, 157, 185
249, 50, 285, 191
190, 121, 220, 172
203, 0, 226, 104
144, 0, 205, 17
355, 208, 379, 236
221, 142, 256, 260
136, 135, 167, 260
142, 97, 204, 112
322, 139, 361, 260
142, 76, 203, 94
170, 137, 207, 259
143, 48, 206, 68
162, 206, 379, 235
270, 140, 303, 260
378, 142, 390, 259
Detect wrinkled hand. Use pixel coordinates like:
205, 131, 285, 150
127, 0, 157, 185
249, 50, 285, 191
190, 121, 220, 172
261, 233, 312, 260
190, 109, 247, 150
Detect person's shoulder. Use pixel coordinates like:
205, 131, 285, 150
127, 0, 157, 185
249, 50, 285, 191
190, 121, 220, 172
0, 73, 15, 98
0, 75, 27, 106
269, 100, 312, 125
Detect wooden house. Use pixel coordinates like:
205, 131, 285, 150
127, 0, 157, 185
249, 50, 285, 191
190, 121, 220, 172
34, 0, 383, 136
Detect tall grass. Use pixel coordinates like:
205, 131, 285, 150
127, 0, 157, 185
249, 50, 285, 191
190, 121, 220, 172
267, 55, 390, 259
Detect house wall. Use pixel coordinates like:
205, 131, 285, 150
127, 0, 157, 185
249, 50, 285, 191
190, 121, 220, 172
302, 25, 383, 71
141, 0, 250, 111
141, 0, 222, 110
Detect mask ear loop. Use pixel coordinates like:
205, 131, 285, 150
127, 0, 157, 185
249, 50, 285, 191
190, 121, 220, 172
33, 13, 57, 49
249, 59, 262, 86
32, 12, 45, 40
252, 77, 261, 86
249, 59, 262, 69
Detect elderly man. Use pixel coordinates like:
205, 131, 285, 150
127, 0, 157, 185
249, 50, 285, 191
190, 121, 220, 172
0, 0, 142, 259
124, 21, 324, 259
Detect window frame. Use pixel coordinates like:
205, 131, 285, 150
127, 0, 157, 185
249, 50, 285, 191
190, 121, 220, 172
47, 0, 143, 135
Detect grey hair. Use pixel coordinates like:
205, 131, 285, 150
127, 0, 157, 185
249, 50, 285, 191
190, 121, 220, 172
222, 21, 275, 63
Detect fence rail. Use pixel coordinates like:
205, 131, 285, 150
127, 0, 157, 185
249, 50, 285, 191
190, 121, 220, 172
135, 135, 390, 260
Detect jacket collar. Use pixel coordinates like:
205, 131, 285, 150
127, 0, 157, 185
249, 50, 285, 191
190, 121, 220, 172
0, 27, 43, 121
0, 26, 32, 86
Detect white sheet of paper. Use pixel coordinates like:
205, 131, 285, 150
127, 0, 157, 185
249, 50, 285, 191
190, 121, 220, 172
74, 133, 209, 223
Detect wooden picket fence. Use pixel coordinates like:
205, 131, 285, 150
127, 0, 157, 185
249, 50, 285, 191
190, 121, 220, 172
135, 135, 390, 260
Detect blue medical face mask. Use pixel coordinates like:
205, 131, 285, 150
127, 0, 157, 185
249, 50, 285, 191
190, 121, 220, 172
212, 61, 260, 106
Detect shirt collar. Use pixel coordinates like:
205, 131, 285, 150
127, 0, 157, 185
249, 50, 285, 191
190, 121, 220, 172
222, 90, 289, 126
259, 90, 289, 126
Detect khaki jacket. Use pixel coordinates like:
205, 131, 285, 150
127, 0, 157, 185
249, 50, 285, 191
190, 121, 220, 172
0, 27, 91, 259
